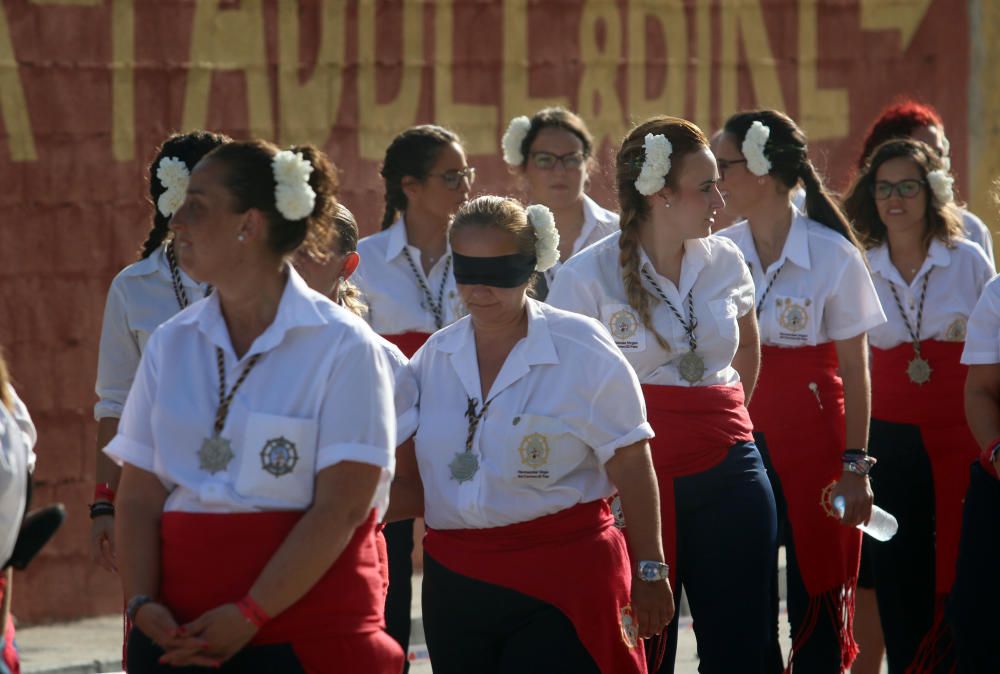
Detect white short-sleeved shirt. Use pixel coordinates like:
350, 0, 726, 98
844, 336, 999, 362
543, 194, 620, 285
718, 210, 886, 346
548, 232, 755, 387
354, 217, 464, 335
866, 239, 995, 350
961, 208, 995, 269
0, 387, 33, 563
95, 244, 210, 420
961, 275, 1000, 365
104, 267, 398, 516
410, 300, 653, 530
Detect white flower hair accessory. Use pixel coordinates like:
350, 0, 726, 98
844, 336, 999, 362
634, 133, 673, 196
525, 203, 559, 272
502, 116, 532, 166
156, 156, 190, 217
272, 150, 316, 221
742, 120, 772, 176
926, 169, 954, 205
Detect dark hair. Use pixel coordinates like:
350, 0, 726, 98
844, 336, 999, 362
843, 138, 963, 250
203, 141, 338, 261
140, 130, 232, 259
517, 107, 595, 165
617, 116, 709, 350
858, 100, 944, 169
724, 109, 862, 250
379, 125, 461, 230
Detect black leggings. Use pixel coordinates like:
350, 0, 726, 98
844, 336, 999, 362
383, 518, 413, 673
126, 628, 306, 674
421, 553, 599, 674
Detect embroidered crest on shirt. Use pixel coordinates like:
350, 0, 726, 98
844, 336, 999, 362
819, 481, 840, 520
943, 317, 967, 342
620, 605, 639, 649
517, 433, 551, 478
777, 297, 810, 341
260, 436, 299, 477
606, 305, 645, 350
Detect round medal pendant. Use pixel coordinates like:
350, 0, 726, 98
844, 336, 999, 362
907, 356, 932, 385
198, 435, 235, 474
678, 351, 706, 384
449, 451, 480, 483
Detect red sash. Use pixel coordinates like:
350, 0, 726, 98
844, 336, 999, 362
640, 382, 754, 588
424, 501, 646, 674
871, 340, 977, 674
382, 332, 431, 358
751, 343, 860, 671
159, 510, 395, 671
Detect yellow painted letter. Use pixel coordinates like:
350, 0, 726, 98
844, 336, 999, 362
0, 2, 35, 160
628, 0, 687, 123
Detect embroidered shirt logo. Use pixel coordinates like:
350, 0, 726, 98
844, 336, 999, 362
944, 317, 967, 342
610, 309, 639, 341
517, 433, 551, 479
620, 605, 638, 649
778, 298, 810, 333
260, 436, 299, 477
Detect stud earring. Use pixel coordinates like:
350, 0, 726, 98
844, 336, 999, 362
237, 233, 246, 242
665, 202, 671, 209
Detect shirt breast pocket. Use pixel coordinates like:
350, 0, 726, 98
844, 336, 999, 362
502, 414, 581, 487
236, 412, 318, 508
708, 296, 740, 344
772, 295, 815, 345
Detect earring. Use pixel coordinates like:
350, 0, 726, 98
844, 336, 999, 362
757, 177, 766, 185
665, 202, 671, 209
237, 233, 246, 242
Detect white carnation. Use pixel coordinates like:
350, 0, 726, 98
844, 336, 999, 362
526, 203, 560, 271
742, 121, 772, 176
502, 116, 532, 166
157, 189, 186, 218
634, 133, 673, 196
156, 156, 190, 191
926, 169, 954, 205
272, 150, 316, 221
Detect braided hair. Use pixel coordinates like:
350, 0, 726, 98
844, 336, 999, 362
379, 125, 460, 230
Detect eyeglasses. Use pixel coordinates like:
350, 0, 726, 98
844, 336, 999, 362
872, 179, 924, 200
529, 151, 586, 171
716, 158, 747, 179
429, 167, 476, 190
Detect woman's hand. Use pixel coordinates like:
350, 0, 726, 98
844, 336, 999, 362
90, 515, 116, 572
133, 602, 192, 651
631, 578, 675, 639
159, 604, 257, 666
832, 472, 873, 527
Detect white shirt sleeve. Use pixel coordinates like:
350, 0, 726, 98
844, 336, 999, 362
94, 281, 142, 421
7, 386, 36, 472
962, 278, 1000, 364
103, 331, 160, 473
0, 403, 30, 564
384, 345, 419, 445
547, 264, 601, 318
732, 251, 756, 318
824, 247, 887, 341
316, 335, 397, 472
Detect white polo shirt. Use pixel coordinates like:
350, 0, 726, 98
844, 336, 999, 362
0, 386, 33, 564
961, 208, 995, 269
548, 232, 755, 387
354, 217, 465, 335
104, 267, 398, 516
95, 244, 210, 421
718, 210, 886, 347
961, 274, 1000, 365
543, 194, 620, 285
411, 299, 653, 530
866, 238, 994, 350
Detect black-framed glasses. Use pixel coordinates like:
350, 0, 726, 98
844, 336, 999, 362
716, 158, 747, 179
872, 179, 924, 200
430, 167, 476, 190
529, 151, 586, 171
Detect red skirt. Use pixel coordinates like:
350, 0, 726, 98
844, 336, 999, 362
382, 332, 430, 358
158, 510, 402, 673
424, 500, 646, 674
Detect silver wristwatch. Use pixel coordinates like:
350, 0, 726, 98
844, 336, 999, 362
843, 455, 877, 476
637, 560, 670, 582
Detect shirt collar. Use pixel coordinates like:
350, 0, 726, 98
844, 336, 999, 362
638, 237, 712, 298
384, 216, 409, 262
148, 243, 205, 289
579, 194, 616, 249
781, 208, 812, 271
178, 265, 329, 361
869, 238, 952, 287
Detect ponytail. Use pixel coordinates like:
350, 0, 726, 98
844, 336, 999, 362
799, 160, 863, 250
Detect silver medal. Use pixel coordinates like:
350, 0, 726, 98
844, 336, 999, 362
907, 356, 932, 385
198, 435, 235, 474
678, 351, 706, 384
449, 452, 480, 483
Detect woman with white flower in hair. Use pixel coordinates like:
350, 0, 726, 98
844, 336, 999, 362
107, 141, 404, 673
842, 138, 992, 674
714, 109, 885, 674
389, 195, 670, 673
92, 131, 230, 574
549, 116, 777, 674
501, 108, 618, 297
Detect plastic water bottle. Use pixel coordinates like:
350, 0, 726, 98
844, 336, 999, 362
833, 495, 898, 542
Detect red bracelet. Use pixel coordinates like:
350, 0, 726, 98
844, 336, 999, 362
235, 595, 270, 628
94, 483, 116, 503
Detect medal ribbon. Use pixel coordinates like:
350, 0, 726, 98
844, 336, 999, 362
751, 260, 786, 320
402, 248, 451, 330
641, 268, 698, 353
887, 269, 932, 360
464, 396, 492, 453
166, 241, 212, 310
212, 347, 262, 436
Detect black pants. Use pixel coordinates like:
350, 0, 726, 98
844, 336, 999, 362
757, 432, 842, 674
947, 462, 1000, 674
866, 419, 942, 674
383, 518, 413, 673
422, 553, 599, 674
656, 442, 779, 674
127, 628, 306, 673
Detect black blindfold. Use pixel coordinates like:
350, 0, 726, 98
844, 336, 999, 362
453, 252, 537, 288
